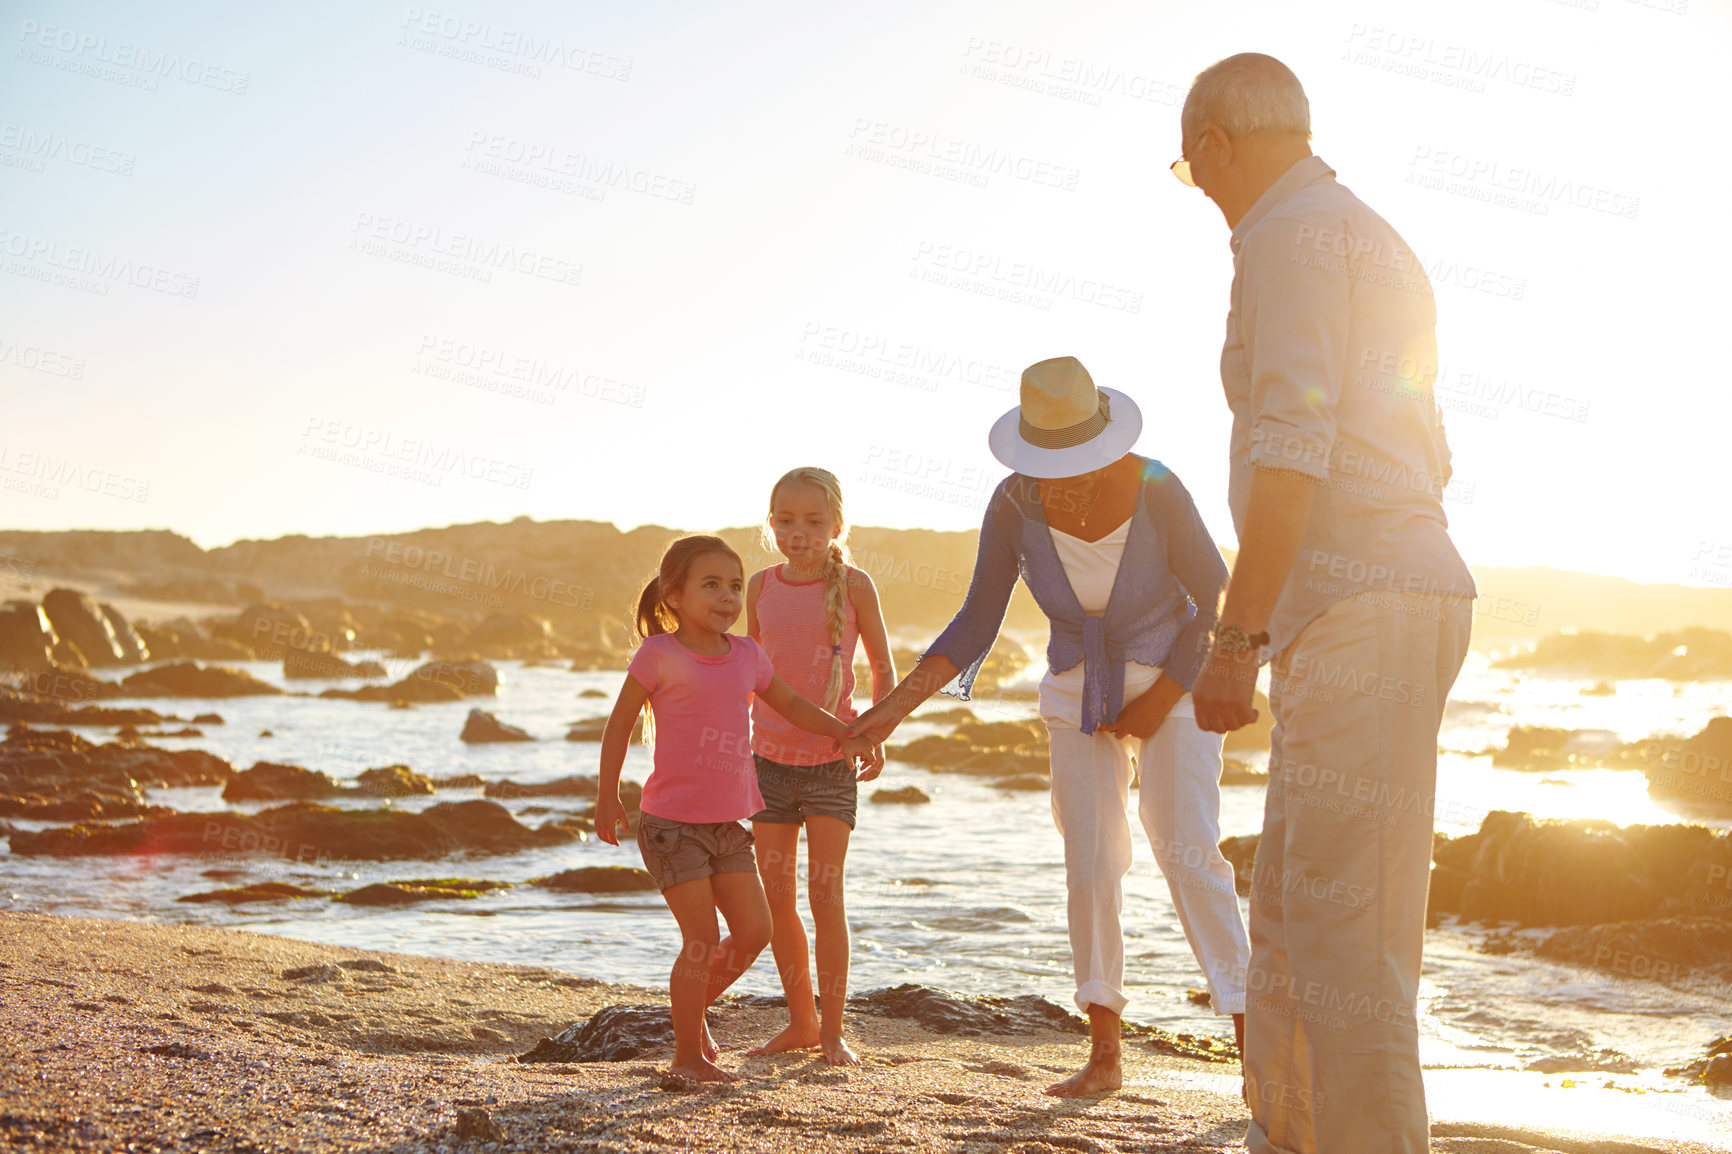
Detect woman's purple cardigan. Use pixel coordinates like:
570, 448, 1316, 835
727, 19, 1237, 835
924, 456, 1228, 735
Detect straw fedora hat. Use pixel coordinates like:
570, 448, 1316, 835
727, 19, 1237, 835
987, 356, 1142, 478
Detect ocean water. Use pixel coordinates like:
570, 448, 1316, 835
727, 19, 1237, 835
4, 647, 1730, 1118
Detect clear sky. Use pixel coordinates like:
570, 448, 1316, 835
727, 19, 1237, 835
3, 0, 1728, 586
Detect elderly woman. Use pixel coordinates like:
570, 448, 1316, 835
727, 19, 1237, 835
849, 356, 1250, 1097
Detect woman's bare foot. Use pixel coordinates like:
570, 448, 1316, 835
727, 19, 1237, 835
820, 1031, 861, 1067
667, 1056, 735, 1083
700, 1017, 721, 1063
1044, 1044, 1123, 1097
746, 1022, 821, 1057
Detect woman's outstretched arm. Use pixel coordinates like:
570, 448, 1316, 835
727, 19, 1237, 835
845, 653, 962, 746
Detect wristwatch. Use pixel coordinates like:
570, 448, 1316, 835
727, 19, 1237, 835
1212, 623, 1270, 657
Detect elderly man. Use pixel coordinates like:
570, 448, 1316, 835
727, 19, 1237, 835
1176, 55, 1476, 1154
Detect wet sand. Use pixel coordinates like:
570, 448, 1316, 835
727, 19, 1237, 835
1, 912, 1727, 1152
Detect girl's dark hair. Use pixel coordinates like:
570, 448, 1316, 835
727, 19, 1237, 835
634, 534, 744, 640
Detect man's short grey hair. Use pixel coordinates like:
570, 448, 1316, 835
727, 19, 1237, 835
1181, 53, 1311, 140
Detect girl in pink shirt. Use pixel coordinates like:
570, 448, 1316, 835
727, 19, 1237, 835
746, 467, 896, 1067
595, 534, 878, 1084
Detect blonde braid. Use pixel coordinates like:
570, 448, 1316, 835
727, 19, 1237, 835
821, 541, 849, 712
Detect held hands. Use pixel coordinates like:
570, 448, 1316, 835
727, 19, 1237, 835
839, 732, 885, 781
592, 791, 630, 847
845, 698, 904, 748
1191, 648, 1261, 735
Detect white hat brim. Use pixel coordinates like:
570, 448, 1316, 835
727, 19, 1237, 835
987, 386, 1143, 479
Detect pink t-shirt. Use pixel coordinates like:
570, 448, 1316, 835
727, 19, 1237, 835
751, 565, 859, 765
627, 633, 774, 823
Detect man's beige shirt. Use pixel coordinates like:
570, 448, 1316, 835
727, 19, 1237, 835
1222, 154, 1476, 657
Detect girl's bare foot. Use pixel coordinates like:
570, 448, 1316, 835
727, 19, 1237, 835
1044, 1044, 1123, 1097
667, 1056, 735, 1083
746, 1022, 821, 1057
820, 1032, 861, 1067
701, 1018, 720, 1063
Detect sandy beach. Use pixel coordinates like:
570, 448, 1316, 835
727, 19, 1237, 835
1, 911, 1725, 1153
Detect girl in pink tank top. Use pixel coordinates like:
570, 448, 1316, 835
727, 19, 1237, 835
746, 467, 897, 1067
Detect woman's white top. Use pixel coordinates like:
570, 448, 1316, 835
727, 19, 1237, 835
1039, 519, 1189, 731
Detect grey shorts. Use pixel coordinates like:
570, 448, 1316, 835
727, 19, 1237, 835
636, 812, 757, 892
751, 756, 859, 829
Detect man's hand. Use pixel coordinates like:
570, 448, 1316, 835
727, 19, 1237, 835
1100, 674, 1183, 741
1191, 649, 1261, 734
593, 792, 630, 846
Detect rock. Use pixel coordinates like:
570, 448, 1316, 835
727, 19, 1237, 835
0, 788, 173, 823
993, 774, 1050, 791
283, 599, 359, 652
578, 689, 607, 699
321, 659, 499, 704
1707, 1053, 1732, 1087
212, 603, 312, 660
577, 779, 642, 822
339, 881, 487, 906
564, 716, 642, 743
870, 785, 930, 804
534, 866, 657, 893
283, 650, 386, 679
0, 601, 59, 672
178, 882, 332, 904
1218, 834, 1259, 897
0, 726, 233, 821
464, 613, 554, 655
849, 984, 1084, 1037
1492, 726, 1623, 772
119, 662, 285, 698
321, 676, 463, 705
0, 690, 163, 727
1495, 628, 1732, 680
1633, 717, 1732, 813
454, 1108, 502, 1142
410, 660, 499, 697
135, 619, 254, 663
1220, 758, 1269, 787
1430, 810, 1732, 927
50, 636, 88, 671
484, 774, 597, 800
1533, 916, 1732, 983
461, 708, 533, 743
42, 588, 126, 667
517, 1005, 676, 1063
223, 763, 345, 802
98, 603, 149, 663
956, 718, 1046, 748
430, 773, 486, 790
191, 713, 223, 725
9, 798, 582, 860
355, 764, 435, 798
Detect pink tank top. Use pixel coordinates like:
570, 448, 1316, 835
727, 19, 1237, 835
751, 564, 859, 765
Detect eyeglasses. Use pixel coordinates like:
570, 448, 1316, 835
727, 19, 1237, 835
1170, 130, 1208, 188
